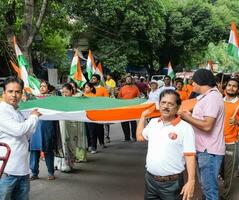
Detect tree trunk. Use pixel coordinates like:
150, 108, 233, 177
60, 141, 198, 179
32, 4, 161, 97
20, 0, 48, 73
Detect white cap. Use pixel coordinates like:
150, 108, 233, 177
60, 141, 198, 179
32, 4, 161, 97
150, 80, 158, 84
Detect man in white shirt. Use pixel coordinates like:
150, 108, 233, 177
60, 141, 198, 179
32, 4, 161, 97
0, 77, 41, 200
137, 89, 196, 200
158, 75, 175, 96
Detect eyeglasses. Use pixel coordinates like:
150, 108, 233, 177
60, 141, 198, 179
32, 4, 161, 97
160, 101, 177, 108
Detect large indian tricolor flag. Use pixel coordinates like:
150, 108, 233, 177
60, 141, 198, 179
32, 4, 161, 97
70, 50, 86, 87
19, 96, 157, 122
228, 22, 239, 60
13, 37, 40, 95
19, 96, 197, 123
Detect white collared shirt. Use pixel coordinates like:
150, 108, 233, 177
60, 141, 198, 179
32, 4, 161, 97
142, 117, 195, 176
0, 102, 39, 176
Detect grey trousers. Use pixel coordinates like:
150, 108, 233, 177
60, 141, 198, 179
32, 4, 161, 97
221, 143, 238, 200
144, 171, 183, 200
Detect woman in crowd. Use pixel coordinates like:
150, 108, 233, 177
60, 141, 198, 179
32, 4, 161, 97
83, 82, 96, 97
83, 82, 105, 154
69, 81, 83, 97
30, 80, 60, 180
55, 83, 88, 172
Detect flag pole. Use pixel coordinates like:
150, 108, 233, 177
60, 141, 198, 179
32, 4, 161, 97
220, 72, 224, 88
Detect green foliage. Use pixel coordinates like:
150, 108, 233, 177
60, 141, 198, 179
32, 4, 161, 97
204, 42, 239, 72
67, 0, 166, 72
1, 0, 239, 75
37, 33, 69, 74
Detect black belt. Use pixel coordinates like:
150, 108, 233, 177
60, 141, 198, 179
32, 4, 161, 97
147, 171, 181, 182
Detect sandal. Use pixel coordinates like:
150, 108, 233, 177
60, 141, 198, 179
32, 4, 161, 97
48, 175, 55, 180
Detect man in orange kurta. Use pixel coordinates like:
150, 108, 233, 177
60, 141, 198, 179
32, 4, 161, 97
222, 78, 239, 200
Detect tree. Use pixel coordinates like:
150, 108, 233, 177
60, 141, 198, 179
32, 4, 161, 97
66, 0, 166, 73
19, 0, 48, 72
204, 42, 239, 72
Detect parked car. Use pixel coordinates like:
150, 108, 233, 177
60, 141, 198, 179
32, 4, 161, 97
151, 75, 165, 88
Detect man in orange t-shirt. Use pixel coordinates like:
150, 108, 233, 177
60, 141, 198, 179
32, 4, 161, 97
118, 75, 140, 141
222, 78, 239, 200
89, 74, 109, 151
91, 74, 109, 97
176, 79, 188, 101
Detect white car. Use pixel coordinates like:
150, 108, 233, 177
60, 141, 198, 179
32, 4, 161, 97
151, 75, 165, 88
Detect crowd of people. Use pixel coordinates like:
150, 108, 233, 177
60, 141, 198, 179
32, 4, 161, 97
0, 68, 239, 200
137, 69, 239, 200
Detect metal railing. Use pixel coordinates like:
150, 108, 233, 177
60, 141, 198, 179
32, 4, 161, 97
0, 143, 11, 178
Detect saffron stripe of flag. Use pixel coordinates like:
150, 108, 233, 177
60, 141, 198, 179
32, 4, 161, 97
10, 60, 21, 78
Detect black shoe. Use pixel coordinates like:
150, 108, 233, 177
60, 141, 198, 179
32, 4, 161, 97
30, 175, 39, 181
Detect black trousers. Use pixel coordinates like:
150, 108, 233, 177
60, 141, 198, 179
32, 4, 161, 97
144, 172, 184, 200
86, 123, 104, 150
121, 121, 137, 140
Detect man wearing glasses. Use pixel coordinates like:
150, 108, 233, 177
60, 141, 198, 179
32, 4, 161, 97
137, 89, 196, 200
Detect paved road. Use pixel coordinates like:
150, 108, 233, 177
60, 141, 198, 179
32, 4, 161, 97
30, 123, 239, 200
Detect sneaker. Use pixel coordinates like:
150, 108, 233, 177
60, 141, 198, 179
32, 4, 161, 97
61, 165, 71, 173
91, 150, 97, 154
131, 138, 137, 142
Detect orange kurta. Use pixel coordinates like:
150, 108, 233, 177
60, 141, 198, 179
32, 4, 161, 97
224, 100, 239, 143
118, 85, 140, 99
95, 86, 109, 97
183, 84, 193, 97
177, 90, 188, 101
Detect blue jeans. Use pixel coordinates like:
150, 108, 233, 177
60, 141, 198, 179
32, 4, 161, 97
30, 150, 54, 176
0, 173, 30, 200
196, 150, 223, 200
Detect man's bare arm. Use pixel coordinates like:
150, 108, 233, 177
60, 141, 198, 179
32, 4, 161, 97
180, 155, 196, 200
136, 110, 152, 141
179, 111, 216, 132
